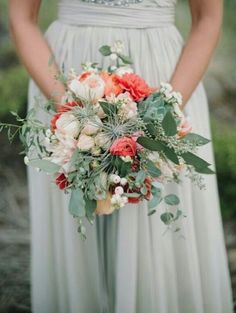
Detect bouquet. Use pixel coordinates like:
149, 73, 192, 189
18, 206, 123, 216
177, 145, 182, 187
1, 41, 213, 238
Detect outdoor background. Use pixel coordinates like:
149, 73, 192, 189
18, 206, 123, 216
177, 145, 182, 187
0, 0, 235, 312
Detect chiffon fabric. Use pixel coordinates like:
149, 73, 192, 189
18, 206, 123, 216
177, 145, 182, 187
28, 0, 233, 312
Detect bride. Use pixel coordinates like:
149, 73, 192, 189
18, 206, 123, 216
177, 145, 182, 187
8, 0, 233, 312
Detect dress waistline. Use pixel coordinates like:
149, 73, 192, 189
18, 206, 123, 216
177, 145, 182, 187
58, 1, 175, 29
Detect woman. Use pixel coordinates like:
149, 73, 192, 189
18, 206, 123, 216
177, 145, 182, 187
8, 0, 233, 312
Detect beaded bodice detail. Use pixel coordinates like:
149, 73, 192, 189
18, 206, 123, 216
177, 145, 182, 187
60, 0, 176, 8
82, 0, 142, 7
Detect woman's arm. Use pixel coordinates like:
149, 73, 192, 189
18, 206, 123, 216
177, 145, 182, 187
170, 0, 223, 108
8, 0, 65, 108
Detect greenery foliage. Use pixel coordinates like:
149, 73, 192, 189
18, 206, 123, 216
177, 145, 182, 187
0, 0, 235, 219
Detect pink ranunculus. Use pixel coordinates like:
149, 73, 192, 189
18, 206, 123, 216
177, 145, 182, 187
177, 117, 192, 138
115, 73, 152, 102
110, 137, 137, 157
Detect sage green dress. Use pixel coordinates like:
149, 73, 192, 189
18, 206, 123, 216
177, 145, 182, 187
28, 0, 233, 312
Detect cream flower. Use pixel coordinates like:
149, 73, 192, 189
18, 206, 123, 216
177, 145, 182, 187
69, 73, 105, 102
81, 117, 101, 135
77, 134, 95, 151
55, 113, 80, 138
94, 132, 111, 149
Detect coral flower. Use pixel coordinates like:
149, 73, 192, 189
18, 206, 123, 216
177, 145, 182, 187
100, 72, 123, 97
115, 73, 152, 102
110, 137, 137, 157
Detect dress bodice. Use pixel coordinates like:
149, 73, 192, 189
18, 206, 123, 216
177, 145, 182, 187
59, 0, 176, 9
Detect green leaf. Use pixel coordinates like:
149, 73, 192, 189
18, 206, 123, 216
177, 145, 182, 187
162, 111, 177, 136
181, 152, 211, 172
137, 137, 164, 151
28, 159, 60, 173
145, 123, 158, 137
195, 166, 215, 174
174, 209, 182, 221
136, 170, 146, 184
120, 161, 131, 177
164, 194, 180, 205
137, 137, 179, 165
181, 133, 210, 146
163, 146, 180, 165
145, 159, 162, 177
69, 189, 86, 217
99, 45, 112, 56
99, 101, 116, 116
117, 54, 133, 64
148, 209, 156, 216
85, 198, 96, 223
160, 212, 174, 225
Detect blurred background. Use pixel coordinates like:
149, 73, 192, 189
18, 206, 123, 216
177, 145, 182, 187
0, 0, 235, 312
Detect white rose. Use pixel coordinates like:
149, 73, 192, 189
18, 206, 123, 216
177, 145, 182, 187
115, 186, 124, 195
115, 66, 134, 77
56, 113, 80, 138
109, 174, 121, 184
77, 134, 95, 151
94, 132, 111, 149
120, 178, 128, 186
81, 117, 101, 135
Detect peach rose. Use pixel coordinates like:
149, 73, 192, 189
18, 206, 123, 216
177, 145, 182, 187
96, 192, 115, 215
100, 72, 123, 97
115, 73, 152, 102
177, 117, 192, 138
110, 137, 137, 157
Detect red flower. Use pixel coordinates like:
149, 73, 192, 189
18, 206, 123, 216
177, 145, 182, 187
115, 73, 152, 102
128, 197, 141, 204
58, 101, 80, 113
50, 113, 61, 130
110, 137, 137, 157
55, 173, 69, 190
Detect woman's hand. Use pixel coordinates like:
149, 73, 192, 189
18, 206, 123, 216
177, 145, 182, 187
170, 0, 223, 108
8, 0, 65, 109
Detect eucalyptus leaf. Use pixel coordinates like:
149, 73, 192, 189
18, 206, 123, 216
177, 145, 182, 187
99, 45, 112, 56
69, 189, 86, 217
145, 159, 162, 177
160, 212, 174, 225
117, 53, 133, 64
99, 101, 116, 116
181, 152, 211, 172
181, 133, 210, 146
162, 111, 177, 136
85, 198, 97, 220
164, 194, 180, 205
28, 159, 60, 173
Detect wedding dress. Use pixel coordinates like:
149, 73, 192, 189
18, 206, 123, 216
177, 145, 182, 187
28, 0, 234, 312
